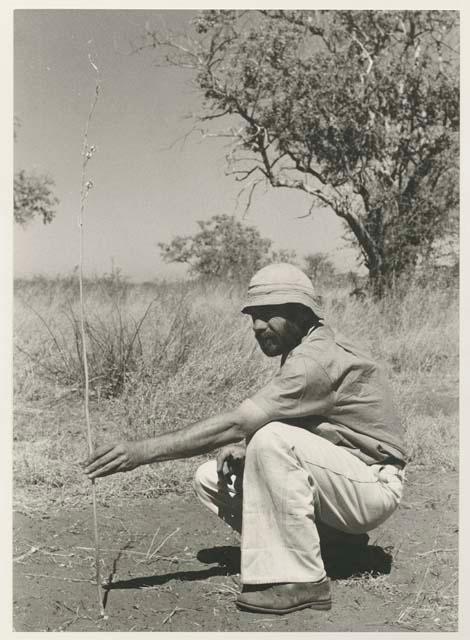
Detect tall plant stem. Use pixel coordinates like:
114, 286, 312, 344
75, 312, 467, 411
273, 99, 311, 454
78, 84, 105, 618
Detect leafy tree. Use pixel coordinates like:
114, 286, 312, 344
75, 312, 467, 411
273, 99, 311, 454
304, 252, 337, 287
159, 213, 293, 280
270, 248, 298, 265
14, 118, 59, 226
141, 10, 459, 295
14, 170, 59, 226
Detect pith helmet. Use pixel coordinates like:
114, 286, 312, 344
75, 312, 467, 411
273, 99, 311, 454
241, 263, 323, 319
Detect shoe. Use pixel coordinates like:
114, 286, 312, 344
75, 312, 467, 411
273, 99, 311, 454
236, 578, 332, 614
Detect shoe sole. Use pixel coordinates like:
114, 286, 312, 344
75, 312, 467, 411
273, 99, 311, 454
236, 599, 332, 615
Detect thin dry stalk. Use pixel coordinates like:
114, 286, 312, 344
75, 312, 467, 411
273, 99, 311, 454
144, 527, 161, 559
77, 545, 148, 557
138, 526, 180, 564
13, 546, 39, 562
25, 573, 95, 584
53, 603, 82, 631
78, 75, 105, 618
149, 527, 180, 559
162, 606, 195, 625
204, 583, 239, 597
416, 548, 457, 557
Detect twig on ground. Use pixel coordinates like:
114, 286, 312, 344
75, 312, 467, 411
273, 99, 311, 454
77, 545, 147, 556
138, 527, 180, 563
144, 527, 161, 559
417, 548, 457, 557
151, 527, 181, 557
55, 604, 81, 631
25, 573, 95, 584
247, 618, 283, 624
392, 538, 405, 560
162, 606, 197, 625
76, 544, 178, 563
14, 546, 39, 562
162, 606, 179, 624
204, 583, 239, 597
51, 602, 99, 631
42, 550, 75, 559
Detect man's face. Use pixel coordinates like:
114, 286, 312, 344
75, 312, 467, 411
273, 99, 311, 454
248, 304, 307, 357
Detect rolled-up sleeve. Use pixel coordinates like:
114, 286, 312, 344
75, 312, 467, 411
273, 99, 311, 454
247, 355, 335, 422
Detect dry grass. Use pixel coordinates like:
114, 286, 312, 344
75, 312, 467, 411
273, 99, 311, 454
13, 273, 458, 513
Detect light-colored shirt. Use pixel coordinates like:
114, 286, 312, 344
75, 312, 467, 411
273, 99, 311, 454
245, 324, 406, 466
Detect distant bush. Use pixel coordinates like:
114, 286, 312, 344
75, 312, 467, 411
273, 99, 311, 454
14, 170, 59, 226
159, 214, 296, 281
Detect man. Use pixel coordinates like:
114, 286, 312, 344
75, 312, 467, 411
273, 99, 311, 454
84, 263, 406, 615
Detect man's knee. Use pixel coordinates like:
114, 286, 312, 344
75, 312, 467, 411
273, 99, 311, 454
193, 459, 218, 503
246, 422, 292, 464
248, 421, 298, 449
246, 423, 340, 481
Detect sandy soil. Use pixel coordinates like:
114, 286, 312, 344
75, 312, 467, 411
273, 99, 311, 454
13, 467, 458, 632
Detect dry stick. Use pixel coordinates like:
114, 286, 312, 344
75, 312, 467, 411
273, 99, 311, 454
416, 548, 457, 557
13, 546, 39, 562
25, 573, 95, 584
148, 527, 180, 560
78, 79, 106, 619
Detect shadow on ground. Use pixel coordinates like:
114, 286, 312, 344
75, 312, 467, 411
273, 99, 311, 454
105, 541, 392, 595
105, 564, 231, 591
197, 543, 393, 580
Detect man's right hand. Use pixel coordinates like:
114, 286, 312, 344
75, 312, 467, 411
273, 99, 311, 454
216, 442, 246, 484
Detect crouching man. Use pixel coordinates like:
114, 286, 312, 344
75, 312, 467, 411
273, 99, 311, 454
83, 263, 406, 615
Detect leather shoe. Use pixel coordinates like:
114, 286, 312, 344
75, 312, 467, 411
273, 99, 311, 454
236, 578, 332, 614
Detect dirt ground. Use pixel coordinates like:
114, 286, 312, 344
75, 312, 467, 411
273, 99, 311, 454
13, 466, 458, 632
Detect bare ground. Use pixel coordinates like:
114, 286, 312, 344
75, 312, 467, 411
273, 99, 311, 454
13, 466, 458, 632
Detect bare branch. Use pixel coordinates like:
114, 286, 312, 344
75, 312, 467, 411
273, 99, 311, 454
200, 109, 233, 121
351, 33, 374, 75
242, 178, 265, 216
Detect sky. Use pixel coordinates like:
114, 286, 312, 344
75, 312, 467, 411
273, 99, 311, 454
13, 8, 361, 282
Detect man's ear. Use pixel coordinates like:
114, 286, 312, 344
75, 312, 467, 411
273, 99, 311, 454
297, 307, 317, 331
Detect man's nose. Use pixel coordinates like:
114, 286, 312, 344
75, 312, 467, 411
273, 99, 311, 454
253, 318, 268, 333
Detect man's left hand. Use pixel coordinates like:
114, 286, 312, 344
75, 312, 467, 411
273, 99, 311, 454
83, 441, 148, 479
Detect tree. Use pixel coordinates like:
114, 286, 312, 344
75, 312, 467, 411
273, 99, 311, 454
304, 253, 337, 287
14, 117, 59, 226
159, 213, 293, 280
14, 170, 59, 226
140, 10, 459, 296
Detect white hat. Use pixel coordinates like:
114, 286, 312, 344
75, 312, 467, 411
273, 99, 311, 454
241, 263, 323, 319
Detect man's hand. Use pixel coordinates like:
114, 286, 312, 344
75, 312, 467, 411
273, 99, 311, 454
216, 442, 246, 483
83, 441, 148, 479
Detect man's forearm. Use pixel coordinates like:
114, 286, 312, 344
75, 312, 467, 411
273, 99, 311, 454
83, 400, 267, 479
140, 411, 246, 464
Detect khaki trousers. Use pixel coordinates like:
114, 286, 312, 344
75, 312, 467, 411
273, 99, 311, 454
194, 422, 404, 584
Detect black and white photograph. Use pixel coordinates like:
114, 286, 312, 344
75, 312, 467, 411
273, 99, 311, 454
9, 4, 461, 633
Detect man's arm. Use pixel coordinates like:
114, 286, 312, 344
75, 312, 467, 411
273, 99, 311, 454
83, 399, 268, 479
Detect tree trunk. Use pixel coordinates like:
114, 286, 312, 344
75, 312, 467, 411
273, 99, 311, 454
368, 265, 386, 299
338, 206, 385, 298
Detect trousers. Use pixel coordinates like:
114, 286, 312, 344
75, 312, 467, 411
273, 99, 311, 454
194, 422, 404, 584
